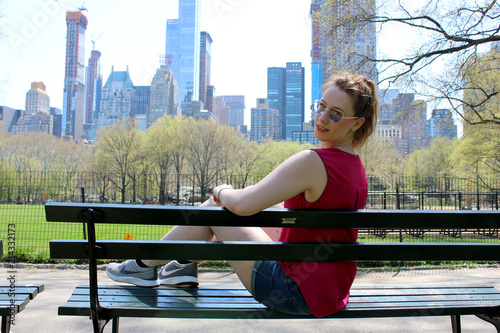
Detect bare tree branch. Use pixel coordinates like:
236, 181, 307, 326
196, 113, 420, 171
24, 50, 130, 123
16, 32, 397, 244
320, 0, 500, 126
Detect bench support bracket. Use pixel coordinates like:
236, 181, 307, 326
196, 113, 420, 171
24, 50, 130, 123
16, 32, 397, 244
451, 315, 461, 333
476, 314, 500, 333
81, 208, 111, 333
1, 315, 11, 333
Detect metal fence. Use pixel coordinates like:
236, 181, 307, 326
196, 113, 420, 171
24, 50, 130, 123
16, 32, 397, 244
0, 171, 499, 259
1, 171, 498, 206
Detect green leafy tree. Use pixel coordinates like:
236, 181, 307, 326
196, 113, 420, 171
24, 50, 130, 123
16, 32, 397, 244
185, 120, 240, 201
145, 116, 175, 205
358, 136, 404, 188
49, 136, 94, 200
404, 137, 458, 191
253, 141, 315, 175
224, 140, 267, 188
423, 137, 457, 178
95, 120, 144, 203
169, 116, 193, 205
453, 124, 499, 189
455, 49, 500, 185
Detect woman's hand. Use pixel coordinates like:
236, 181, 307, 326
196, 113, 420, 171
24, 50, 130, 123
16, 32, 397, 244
200, 195, 221, 207
213, 184, 234, 204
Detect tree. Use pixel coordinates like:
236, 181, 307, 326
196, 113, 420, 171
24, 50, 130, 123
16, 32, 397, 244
0, 134, 42, 202
145, 116, 175, 205
253, 141, 315, 175
185, 120, 240, 202
358, 136, 404, 188
421, 137, 457, 178
95, 120, 144, 203
48, 136, 94, 200
462, 49, 500, 126
319, 0, 500, 126
223, 140, 267, 188
168, 116, 194, 205
144, 115, 193, 205
453, 123, 500, 189
402, 137, 458, 192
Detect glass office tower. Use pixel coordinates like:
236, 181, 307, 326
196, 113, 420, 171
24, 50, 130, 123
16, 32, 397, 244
267, 63, 305, 141
166, 0, 201, 107
285, 62, 305, 141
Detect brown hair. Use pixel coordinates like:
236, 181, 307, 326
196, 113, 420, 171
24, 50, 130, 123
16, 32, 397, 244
322, 73, 379, 149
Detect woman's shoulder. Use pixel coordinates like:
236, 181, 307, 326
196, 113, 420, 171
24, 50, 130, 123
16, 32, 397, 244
291, 149, 324, 163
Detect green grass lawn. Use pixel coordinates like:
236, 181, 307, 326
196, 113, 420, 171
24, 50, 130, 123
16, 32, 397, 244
1, 204, 172, 260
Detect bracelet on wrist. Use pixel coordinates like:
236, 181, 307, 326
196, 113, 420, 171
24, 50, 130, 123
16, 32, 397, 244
218, 187, 229, 199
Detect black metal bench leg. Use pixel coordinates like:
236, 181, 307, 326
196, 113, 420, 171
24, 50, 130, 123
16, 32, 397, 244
112, 317, 119, 333
1, 315, 11, 333
451, 315, 461, 333
476, 314, 500, 333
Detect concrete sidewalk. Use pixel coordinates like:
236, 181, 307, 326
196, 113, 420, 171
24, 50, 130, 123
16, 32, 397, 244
2, 265, 500, 333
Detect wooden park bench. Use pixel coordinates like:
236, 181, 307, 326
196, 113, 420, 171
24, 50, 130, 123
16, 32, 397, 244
1, 239, 45, 333
45, 202, 500, 333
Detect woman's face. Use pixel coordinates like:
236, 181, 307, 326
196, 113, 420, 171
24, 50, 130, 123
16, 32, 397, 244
314, 85, 364, 148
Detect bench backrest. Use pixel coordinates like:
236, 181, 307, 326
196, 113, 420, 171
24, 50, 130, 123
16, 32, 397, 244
45, 202, 500, 262
45, 202, 500, 228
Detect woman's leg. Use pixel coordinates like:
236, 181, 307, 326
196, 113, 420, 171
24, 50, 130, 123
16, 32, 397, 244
144, 197, 273, 292
144, 225, 271, 291
210, 225, 272, 292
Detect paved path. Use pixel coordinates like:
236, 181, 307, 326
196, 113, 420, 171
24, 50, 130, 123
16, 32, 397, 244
2, 265, 500, 332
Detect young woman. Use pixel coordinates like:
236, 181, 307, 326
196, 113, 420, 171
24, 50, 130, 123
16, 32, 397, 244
106, 72, 379, 318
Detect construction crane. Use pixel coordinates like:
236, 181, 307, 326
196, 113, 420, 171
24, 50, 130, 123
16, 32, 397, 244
54, 0, 87, 12
91, 33, 103, 50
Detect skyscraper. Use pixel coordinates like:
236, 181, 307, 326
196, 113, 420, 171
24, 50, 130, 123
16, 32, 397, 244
285, 62, 305, 141
267, 67, 286, 138
134, 86, 151, 116
199, 31, 213, 108
267, 62, 305, 141
213, 96, 230, 126
393, 93, 428, 156
206, 85, 215, 113
221, 95, 245, 127
25, 82, 50, 114
427, 109, 457, 140
85, 49, 102, 124
310, 1, 322, 103
310, 0, 378, 103
98, 67, 136, 129
63, 11, 87, 141
166, 0, 201, 106
147, 64, 179, 128
250, 98, 279, 142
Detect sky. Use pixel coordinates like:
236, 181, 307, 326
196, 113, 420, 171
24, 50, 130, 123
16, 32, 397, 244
0, 0, 314, 126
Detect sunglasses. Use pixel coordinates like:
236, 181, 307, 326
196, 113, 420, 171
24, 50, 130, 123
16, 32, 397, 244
311, 100, 358, 123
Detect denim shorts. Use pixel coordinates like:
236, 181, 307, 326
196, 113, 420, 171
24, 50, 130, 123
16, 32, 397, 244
250, 260, 312, 315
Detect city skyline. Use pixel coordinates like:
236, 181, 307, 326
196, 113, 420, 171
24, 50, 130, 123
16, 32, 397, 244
0, 0, 312, 127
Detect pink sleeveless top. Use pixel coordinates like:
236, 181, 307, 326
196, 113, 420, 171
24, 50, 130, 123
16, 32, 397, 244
279, 148, 367, 318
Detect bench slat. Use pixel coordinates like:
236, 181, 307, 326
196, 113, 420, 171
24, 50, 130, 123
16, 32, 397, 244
0, 301, 26, 316
0, 295, 30, 302
0, 285, 44, 299
50, 239, 500, 261
66, 291, 500, 304
69, 285, 500, 297
58, 285, 500, 320
0, 284, 44, 317
44, 202, 500, 228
